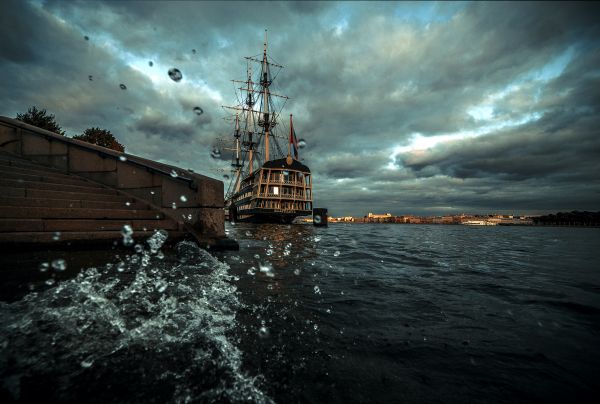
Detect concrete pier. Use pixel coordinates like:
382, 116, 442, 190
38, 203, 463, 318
0, 116, 234, 249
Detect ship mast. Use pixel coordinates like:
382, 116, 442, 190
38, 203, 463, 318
261, 29, 271, 162
232, 113, 242, 194
244, 63, 255, 174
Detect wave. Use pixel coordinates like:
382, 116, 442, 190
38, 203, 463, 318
0, 235, 271, 403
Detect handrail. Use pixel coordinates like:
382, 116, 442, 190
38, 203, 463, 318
0, 116, 203, 186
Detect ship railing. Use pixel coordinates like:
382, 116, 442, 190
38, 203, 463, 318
269, 179, 305, 186
264, 193, 307, 199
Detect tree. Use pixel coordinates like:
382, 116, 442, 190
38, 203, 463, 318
72, 127, 125, 152
16, 106, 66, 135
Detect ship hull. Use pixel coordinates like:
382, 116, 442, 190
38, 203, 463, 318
228, 203, 311, 224
227, 159, 313, 224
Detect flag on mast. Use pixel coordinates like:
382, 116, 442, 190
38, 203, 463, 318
289, 114, 299, 160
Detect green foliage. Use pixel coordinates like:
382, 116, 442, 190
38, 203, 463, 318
15, 106, 66, 135
72, 127, 125, 152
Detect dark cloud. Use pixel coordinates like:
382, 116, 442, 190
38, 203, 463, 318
1, 1, 599, 216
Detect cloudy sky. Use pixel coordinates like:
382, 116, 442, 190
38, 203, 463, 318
1, 1, 599, 216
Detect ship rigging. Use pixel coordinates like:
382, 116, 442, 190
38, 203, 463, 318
222, 32, 313, 223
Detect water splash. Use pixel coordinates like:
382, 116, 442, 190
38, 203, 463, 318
0, 241, 272, 403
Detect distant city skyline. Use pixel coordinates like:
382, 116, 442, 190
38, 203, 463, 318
1, 1, 599, 216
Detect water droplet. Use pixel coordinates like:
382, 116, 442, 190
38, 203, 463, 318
283, 170, 289, 176
314, 235, 321, 242
333, 250, 340, 257
245, 231, 252, 237
45, 278, 56, 286
314, 324, 318, 331
314, 215, 322, 224
84, 35, 89, 41
193, 106, 203, 115
156, 251, 164, 260
253, 254, 260, 259
326, 308, 331, 313
265, 249, 273, 256
223, 174, 229, 180
39, 262, 49, 272
119, 155, 127, 162
121, 224, 134, 246
258, 326, 269, 338
148, 61, 153, 67
293, 268, 300, 275
119, 83, 127, 90
88, 75, 93, 81
180, 195, 188, 202
122, 224, 133, 237
155, 280, 168, 293
168, 67, 183, 82
171, 202, 177, 210
314, 285, 321, 295
52, 231, 61, 241
192, 49, 196, 54
125, 201, 131, 206
116, 261, 125, 272
210, 147, 221, 158
247, 266, 257, 275
298, 138, 306, 148
134, 244, 143, 253
150, 190, 155, 195
51, 259, 66, 272
259, 263, 274, 277
80, 359, 94, 368
170, 169, 178, 178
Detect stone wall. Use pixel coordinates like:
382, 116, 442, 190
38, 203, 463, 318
0, 116, 225, 243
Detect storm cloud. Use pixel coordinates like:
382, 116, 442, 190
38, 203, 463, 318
1, 1, 598, 216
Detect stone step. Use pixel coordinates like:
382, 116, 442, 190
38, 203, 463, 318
0, 230, 186, 244
0, 155, 71, 173
0, 218, 178, 232
0, 206, 164, 220
0, 187, 133, 202
0, 170, 99, 188
0, 196, 146, 210
0, 178, 119, 195
0, 158, 87, 180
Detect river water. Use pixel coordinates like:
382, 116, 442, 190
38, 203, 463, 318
1, 224, 599, 403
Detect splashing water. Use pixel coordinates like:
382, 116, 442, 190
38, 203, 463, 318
0, 241, 272, 403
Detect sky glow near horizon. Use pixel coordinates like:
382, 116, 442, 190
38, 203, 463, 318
1, 1, 599, 216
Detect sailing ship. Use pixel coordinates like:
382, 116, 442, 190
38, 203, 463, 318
223, 32, 313, 223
